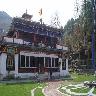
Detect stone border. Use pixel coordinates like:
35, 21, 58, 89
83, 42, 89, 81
31, 86, 43, 96
57, 87, 69, 96
58, 83, 96, 96
42, 86, 48, 96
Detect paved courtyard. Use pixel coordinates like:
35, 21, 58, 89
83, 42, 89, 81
43, 80, 64, 96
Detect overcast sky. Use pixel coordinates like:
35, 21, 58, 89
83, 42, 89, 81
0, 0, 82, 26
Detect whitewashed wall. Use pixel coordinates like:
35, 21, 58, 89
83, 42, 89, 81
0, 53, 19, 78
0, 53, 7, 77
0, 55, 1, 74
20, 51, 58, 58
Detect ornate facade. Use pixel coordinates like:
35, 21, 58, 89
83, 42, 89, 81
0, 13, 69, 79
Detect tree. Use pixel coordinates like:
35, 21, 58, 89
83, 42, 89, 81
50, 12, 61, 28
63, 0, 93, 69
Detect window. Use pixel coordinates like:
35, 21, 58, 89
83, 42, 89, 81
45, 57, 48, 67
62, 59, 66, 70
26, 56, 29, 67
55, 58, 59, 67
52, 58, 55, 67
35, 57, 39, 67
30, 56, 35, 67
38, 57, 44, 67
45, 57, 51, 67
21, 55, 25, 67
48, 58, 51, 67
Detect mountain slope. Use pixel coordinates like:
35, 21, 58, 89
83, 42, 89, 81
0, 11, 12, 35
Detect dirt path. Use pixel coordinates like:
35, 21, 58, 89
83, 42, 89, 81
43, 80, 64, 96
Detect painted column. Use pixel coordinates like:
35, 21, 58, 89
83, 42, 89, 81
66, 59, 68, 72
59, 58, 62, 72
15, 54, 18, 77
51, 57, 52, 67
53, 58, 55, 67
44, 57, 45, 67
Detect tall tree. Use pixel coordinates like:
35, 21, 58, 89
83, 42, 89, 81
50, 12, 61, 28
63, 0, 93, 68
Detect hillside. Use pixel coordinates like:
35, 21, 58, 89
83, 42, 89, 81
0, 11, 12, 35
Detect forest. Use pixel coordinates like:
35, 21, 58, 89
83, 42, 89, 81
63, 0, 95, 70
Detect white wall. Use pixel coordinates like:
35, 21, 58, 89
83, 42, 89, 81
0, 55, 1, 74
0, 54, 3, 80
0, 53, 19, 78
16, 73, 37, 78
20, 51, 58, 58
0, 53, 7, 77
4, 37, 30, 45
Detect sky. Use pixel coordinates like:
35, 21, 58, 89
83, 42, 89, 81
0, 0, 81, 26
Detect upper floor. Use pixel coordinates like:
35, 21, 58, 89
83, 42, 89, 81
7, 13, 65, 50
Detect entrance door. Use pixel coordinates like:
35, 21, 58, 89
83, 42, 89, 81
38, 57, 44, 73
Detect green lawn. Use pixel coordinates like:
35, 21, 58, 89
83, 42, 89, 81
59, 73, 96, 95
34, 88, 44, 96
93, 88, 96, 94
0, 82, 45, 96
72, 73, 96, 82
1, 73, 96, 96
34, 83, 46, 96
71, 87, 91, 93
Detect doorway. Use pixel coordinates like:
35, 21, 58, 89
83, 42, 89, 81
37, 57, 44, 73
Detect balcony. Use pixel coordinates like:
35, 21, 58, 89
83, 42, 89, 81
1, 37, 68, 53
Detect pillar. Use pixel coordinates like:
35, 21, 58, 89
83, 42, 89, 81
44, 57, 45, 67
59, 58, 62, 71
15, 54, 18, 77
51, 57, 52, 67
66, 59, 68, 72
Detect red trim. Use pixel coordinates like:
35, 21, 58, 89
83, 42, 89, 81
18, 68, 38, 73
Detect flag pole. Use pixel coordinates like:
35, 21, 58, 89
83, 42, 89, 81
39, 8, 43, 24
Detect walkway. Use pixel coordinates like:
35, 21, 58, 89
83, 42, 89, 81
43, 80, 64, 96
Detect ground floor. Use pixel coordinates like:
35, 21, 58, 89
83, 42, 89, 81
0, 50, 69, 80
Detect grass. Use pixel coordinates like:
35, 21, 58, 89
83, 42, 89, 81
71, 87, 91, 93
93, 88, 96, 94
0, 82, 45, 96
34, 88, 44, 96
34, 83, 46, 96
59, 87, 71, 95
0, 73, 96, 96
71, 72, 96, 82
59, 73, 96, 95
66, 85, 76, 89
